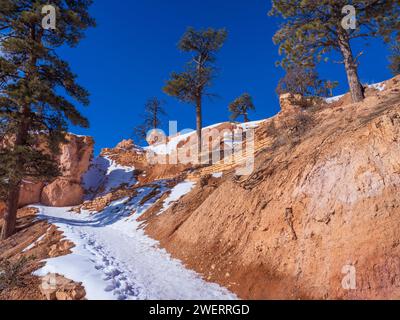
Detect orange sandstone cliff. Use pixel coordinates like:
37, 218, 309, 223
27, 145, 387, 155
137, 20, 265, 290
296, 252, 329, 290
141, 76, 400, 299
18, 133, 94, 208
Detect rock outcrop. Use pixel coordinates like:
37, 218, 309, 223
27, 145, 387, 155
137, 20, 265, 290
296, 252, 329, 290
40, 274, 86, 300
18, 181, 45, 208
18, 133, 94, 208
115, 139, 135, 150
41, 178, 85, 207
279, 92, 322, 114
39, 134, 94, 207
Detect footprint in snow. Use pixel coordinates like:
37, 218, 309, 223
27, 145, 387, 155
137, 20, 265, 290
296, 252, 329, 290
78, 231, 140, 299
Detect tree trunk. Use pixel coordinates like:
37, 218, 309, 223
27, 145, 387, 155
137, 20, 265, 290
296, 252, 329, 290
337, 31, 365, 103
243, 113, 249, 123
1, 22, 38, 240
153, 104, 158, 129
1, 106, 30, 240
153, 115, 157, 130
195, 96, 202, 161
1, 184, 21, 240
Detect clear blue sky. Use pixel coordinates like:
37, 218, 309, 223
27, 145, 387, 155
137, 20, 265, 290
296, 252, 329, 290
62, 0, 394, 154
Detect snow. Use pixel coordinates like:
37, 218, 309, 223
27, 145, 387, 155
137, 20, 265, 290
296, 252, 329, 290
22, 234, 46, 252
325, 94, 345, 104
237, 120, 264, 130
67, 132, 87, 138
212, 172, 223, 179
368, 82, 386, 92
158, 181, 197, 215
325, 81, 387, 104
83, 156, 137, 198
145, 121, 263, 156
82, 156, 109, 194
102, 160, 137, 194
33, 187, 236, 300
145, 122, 229, 155
146, 130, 195, 155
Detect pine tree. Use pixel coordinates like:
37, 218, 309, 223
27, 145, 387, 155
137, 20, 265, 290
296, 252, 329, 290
276, 66, 334, 97
163, 27, 227, 155
134, 97, 166, 141
270, 0, 400, 103
389, 40, 400, 75
0, 0, 95, 239
325, 80, 339, 97
229, 93, 255, 123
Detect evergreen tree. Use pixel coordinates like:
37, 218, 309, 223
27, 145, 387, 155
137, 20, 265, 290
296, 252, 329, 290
134, 97, 166, 142
325, 80, 339, 97
389, 40, 400, 75
270, 0, 400, 103
276, 66, 335, 97
0, 0, 95, 239
163, 27, 227, 155
229, 93, 255, 123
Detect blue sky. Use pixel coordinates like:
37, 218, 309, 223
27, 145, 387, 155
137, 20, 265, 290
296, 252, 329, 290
62, 0, 394, 154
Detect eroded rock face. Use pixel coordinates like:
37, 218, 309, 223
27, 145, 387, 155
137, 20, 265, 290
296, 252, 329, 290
279, 93, 320, 114
146, 77, 400, 300
115, 139, 135, 150
41, 178, 84, 207
17, 133, 94, 208
18, 181, 45, 207
279, 93, 303, 113
40, 274, 86, 300
58, 135, 94, 183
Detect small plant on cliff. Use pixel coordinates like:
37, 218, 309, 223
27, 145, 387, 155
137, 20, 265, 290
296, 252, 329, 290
270, 0, 400, 103
229, 93, 255, 123
134, 97, 167, 142
0, 256, 33, 291
0, 1, 95, 239
163, 27, 227, 154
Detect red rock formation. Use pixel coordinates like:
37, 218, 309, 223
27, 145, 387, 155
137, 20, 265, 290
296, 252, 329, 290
39, 274, 86, 300
115, 139, 135, 150
18, 181, 45, 207
279, 92, 321, 114
58, 134, 94, 182
39, 134, 94, 207
41, 178, 84, 207
16, 133, 94, 208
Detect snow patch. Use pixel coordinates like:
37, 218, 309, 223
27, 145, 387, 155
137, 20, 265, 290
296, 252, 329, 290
368, 82, 386, 92
237, 120, 264, 130
325, 81, 387, 104
22, 234, 46, 252
325, 94, 345, 104
212, 172, 223, 179
158, 181, 196, 215
145, 130, 195, 156
83, 156, 137, 198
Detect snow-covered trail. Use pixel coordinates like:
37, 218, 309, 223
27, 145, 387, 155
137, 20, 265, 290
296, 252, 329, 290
33, 200, 237, 300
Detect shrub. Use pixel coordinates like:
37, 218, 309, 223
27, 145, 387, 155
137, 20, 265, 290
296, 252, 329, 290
0, 256, 33, 291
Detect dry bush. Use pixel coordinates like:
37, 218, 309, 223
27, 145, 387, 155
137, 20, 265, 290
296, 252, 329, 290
0, 256, 33, 291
